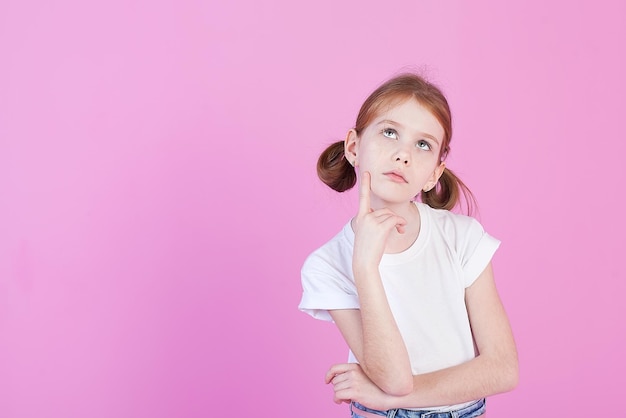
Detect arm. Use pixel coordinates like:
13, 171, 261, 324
328, 262, 518, 409
329, 301, 412, 396
328, 172, 413, 396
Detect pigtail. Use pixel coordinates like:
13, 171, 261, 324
421, 168, 477, 215
317, 140, 356, 192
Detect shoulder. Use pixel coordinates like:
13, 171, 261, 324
301, 222, 354, 278
419, 203, 487, 241
419, 203, 501, 286
299, 222, 360, 321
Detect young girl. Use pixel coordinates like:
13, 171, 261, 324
298, 73, 518, 417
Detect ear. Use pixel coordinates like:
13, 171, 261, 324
344, 129, 359, 167
424, 161, 446, 192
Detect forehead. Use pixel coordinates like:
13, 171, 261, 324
369, 98, 445, 140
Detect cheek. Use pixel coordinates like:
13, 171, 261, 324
417, 149, 440, 164
355, 142, 377, 164
360, 140, 389, 157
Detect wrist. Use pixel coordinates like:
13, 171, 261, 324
352, 262, 380, 278
380, 393, 396, 411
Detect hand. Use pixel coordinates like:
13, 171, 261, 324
352, 172, 406, 270
325, 363, 392, 410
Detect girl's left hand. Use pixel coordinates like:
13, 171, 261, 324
325, 363, 392, 410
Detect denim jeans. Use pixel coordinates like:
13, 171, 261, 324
350, 398, 485, 418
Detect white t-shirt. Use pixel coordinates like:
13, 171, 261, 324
298, 202, 500, 411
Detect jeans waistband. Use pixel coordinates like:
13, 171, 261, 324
350, 398, 485, 418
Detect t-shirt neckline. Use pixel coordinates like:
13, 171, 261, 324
342, 201, 430, 266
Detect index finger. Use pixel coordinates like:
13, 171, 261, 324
357, 171, 371, 218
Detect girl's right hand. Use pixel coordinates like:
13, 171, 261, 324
326, 363, 393, 410
352, 172, 406, 273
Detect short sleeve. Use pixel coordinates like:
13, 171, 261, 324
458, 218, 501, 287
298, 250, 359, 322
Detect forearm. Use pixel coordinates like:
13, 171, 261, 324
382, 353, 518, 409
330, 263, 519, 410
354, 265, 413, 395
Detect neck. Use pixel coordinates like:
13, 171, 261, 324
376, 200, 421, 254
369, 194, 419, 219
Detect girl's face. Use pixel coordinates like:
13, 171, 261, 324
345, 98, 446, 207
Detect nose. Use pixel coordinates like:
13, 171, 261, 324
394, 147, 411, 166
395, 156, 409, 165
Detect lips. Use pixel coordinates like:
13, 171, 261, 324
383, 171, 408, 183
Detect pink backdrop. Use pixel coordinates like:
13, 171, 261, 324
1, 1, 625, 417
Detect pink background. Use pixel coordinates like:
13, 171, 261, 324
1, 1, 625, 417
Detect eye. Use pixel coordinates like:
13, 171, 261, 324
382, 128, 398, 139
416, 140, 431, 151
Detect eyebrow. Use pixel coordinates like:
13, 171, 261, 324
376, 119, 441, 145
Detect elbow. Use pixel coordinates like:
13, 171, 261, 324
498, 355, 519, 392
504, 361, 519, 392
360, 357, 414, 396
378, 375, 414, 397
362, 363, 413, 396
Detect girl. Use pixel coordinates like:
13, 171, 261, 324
298, 73, 518, 418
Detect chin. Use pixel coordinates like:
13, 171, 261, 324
378, 196, 414, 206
